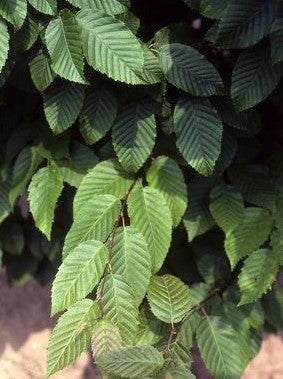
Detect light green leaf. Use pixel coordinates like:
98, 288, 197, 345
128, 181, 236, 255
43, 82, 85, 134
174, 96, 223, 176
29, 49, 56, 92
100, 274, 139, 344
79, 87, 117, 145
0, 19, 9, 73
0, 0, 27, 30
160, 43, 223, 96
28, 165, 64, 240
127, 185, 172, 273
238, 249, 279, 306
147, 275, 191, 324
231, 49, 282, 112
45, 9, 87, 84
91, 320, 122, 361
216, 0, 277, 48
146, 156, 187, 228
97, 345, 164, 378
209, 185, 244, 235
51, 240, 108, 315
28, 0, 56, 15
270, 19, 283, 64
224, 207, 273, 269
63, 194, 120, 258
77, 9, 145, 84
111, 226, 151, 306
73, 159, 134, 217
47, 299, 99, 377
162, 367, 196, 379
67, 0, 129, 14
112, 100, 156, 173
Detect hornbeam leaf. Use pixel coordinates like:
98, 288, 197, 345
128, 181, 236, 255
28, 0, 56, 15
47, 299, 99, 377
29, 49, 56, 93
0, 20, 9, 74
28, 166, 64, 240
51, 240, 108, 315
67, 0, 129, 14
0, 0, 27, 30
91, 320, 122, 361
147, 275, 191, 324
127, 185, 172, 273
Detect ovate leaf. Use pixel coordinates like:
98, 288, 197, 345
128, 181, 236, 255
29, 49, 56, 92
47, 299, 99, 377
28, 165, 64, 240
127, 185, 172, 273
13, 14, 38, 52
0, 0, 27, 30
91, 320, 122, 361
147, 275, 191, 324
0, 20, 9, 73
174, 96, 223, 176
67, 0, 129, 15
51, 240, 108, 315
28, 0, 56, 15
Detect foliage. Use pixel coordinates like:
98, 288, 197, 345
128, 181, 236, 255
1, 0, 283, 378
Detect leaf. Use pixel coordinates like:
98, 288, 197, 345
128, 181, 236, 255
111, 226, 151, 306
77, 10, 145, 84
147, 275, 191, 324
91, 320, 122, 361
51, 240, 108, 315
270, 19, 283, 64
0, 0, 27, 30
274, 190, 283, 230
100, 274, 139, 344
63, 194, 120, 258
29, 49, 56, 92
146, 156, 187, 228
174, 96, 223, 176
0, 180, 11, 223
13, 14, 38, 52
160, 43, 223, 96
67, 0, 129, 15
199, 0, 229, 19
127, 185, 172, 273
162, 367, 196, 379
28, 0, 56, 15
209, 185, 244, 234
216, 0, 277, 48
73, 159, 134, 217
238, 249, 279, 306
196, 316, 245, 379
112, 100, 156, 173
43, 82, 85, 134
231, 48, 282, 112
28, 165, 64, 240
97, 345, 164, 378
47, 299, 99, 377
183, 176, 214, 242
79, 87, 118, 145
224, 207, 273, 269
45, 9, 87, 84
0, 19, 9, 74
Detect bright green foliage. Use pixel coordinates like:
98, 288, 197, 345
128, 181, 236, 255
91, 320, 122, 361
238, 249, 279, 306
28, 0, 57, 15
127, 185, 172, 273
28, 165, 64, 240
147, 275, 191, 324
0, 0, 27, 30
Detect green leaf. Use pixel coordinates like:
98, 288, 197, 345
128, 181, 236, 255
272, 230, 283, 265
0, 180, 11, 223
29, 49, 56, 92
91, 320, 122, 361
146, 156, 187, 228
160, 43, 223, 96
28, 0, 56, 15
270, 19, 283, 64
0, 0, 27, 30
127, 185, 172, 273
28, 165, 64, 240
73, 159, 134, 217
13, 14, 38, 52
47, 299, 99, 377
199, 0, 229, 19
116, 10, 140, 35
99, 274, 139, 344
51, 240, 108, 315
79, 87, 118, 145
67, 0, 129, 15
111, 226, 151, 306
43, 82, 85, 134
147, 275, 191, 324
77, 10, 145, 84
238, 249, 279, 306
162, 367, 196, 379
112, 100, 156, 173
216, 0, 277, 48
209, 185, 244, 235
97, 345, 164, 378
231, 48, 282, 112
0, 20, 9, 74
174, 96, 223, 176
183, 176, 214, 242
274, 189, 283, 230
45, 9, 87, 84
224, 207, 273, 269
63, 194, 120, 258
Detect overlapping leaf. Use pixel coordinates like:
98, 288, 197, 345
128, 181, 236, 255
91, 320, 122, 361
28, 0, 56, 15
0, 0, 27, 29
0, 20, 9, 73
29, 49, 56, 92
67, 0, 129, 14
